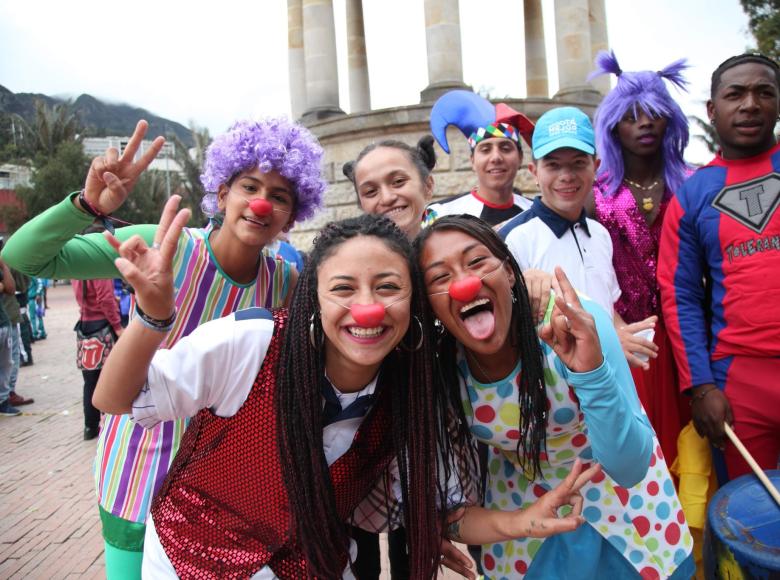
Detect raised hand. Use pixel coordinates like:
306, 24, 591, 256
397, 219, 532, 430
539, 266, 604, 373
442, 460, 602, 551
80, 120, 165, 215
506, 459, 601, 539
523, 269, 554, 325
616, 315, 659, 370
105, 195, 190, 320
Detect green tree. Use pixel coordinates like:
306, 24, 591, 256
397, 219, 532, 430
112, 169, 182, 225
170, 124, 209, 200
22, 100, 83, 158
0, 113, 34, 163
14, 140, 90, 219
688, 115, 719, 154
740, 0, 780, 62
0, 204, 28, 235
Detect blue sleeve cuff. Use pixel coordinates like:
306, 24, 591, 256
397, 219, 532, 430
566, 358, 611, 392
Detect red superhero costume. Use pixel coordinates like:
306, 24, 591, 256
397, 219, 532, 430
658, 143, 780, 480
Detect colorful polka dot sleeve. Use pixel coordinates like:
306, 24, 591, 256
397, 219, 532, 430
457, 298, 694, 579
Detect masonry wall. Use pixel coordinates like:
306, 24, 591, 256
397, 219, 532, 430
291, 98, 596, 251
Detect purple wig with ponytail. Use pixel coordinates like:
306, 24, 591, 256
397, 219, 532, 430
590, 51, 691, 197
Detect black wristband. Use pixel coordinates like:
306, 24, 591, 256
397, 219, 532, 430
77, 190, 133, 234
134, 303, 177, 332
77, 189, 104, 218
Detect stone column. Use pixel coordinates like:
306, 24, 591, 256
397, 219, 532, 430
420, 0, 469, 103
553, 0, 600, 104
346, 0, 371, 113
524, 0, 548, 97
589, 0, 609, 94
302, 0, 344, 121
288, 0, 306, 120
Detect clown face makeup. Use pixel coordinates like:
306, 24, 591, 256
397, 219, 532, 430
421, 229, 515, 354
317, 236, 412, 386
319, 292, 411, 328
217, 168, 295, 248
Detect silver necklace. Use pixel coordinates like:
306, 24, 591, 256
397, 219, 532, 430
467, 350, 496, 384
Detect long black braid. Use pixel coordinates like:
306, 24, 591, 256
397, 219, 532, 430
277, 213, 457, 578
415, 214, 548, 479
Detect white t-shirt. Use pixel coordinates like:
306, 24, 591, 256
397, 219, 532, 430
424, 189, 533, 229
500, 197, 621, 315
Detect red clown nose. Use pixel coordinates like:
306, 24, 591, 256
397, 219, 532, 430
249, 198, 273, 217
351, 303, 386, 327
448, 276, 482, 302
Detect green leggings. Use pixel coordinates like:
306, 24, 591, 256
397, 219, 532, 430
99, 506, 145, 580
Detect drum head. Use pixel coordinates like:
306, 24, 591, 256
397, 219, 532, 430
707, 470, 780, 576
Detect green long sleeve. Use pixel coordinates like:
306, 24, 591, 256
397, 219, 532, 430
2, 192, 158, 280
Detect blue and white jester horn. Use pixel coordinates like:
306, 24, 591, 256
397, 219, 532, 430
429, 90, 496, 154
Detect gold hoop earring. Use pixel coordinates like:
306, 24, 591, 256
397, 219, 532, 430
398, 315, 424, 352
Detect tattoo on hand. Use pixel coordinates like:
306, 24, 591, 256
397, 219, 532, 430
447, 519, 463, 542
525, 517, 547, 536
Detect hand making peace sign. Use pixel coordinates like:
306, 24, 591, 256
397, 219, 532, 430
538, 266, 605, 373
79, 120, 166, 216
105, 195, 191, 321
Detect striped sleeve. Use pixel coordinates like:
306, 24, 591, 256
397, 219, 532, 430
273, 255, 292, 307
657, 193, 713, 391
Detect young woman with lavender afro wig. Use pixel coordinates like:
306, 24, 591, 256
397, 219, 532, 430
586, 51, 692, 475
2, 117, 327, 578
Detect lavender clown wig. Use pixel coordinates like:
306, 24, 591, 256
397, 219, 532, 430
200, 117, 326, 222
590, 51, 691, 197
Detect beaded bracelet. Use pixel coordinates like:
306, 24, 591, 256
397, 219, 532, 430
134, 304, 177, 333
690, 386, 718, 406
77, 190, 132, 235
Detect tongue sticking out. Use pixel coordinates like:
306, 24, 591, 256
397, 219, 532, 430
462, 310, 495, 340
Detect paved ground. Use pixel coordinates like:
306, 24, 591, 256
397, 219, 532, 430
0, 284, 104, 579
0, 284, 468, 579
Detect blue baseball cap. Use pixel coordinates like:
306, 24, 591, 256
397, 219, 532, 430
531, 107, 596, 159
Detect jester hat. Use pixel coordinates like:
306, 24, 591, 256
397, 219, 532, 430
429, 90, 534, 154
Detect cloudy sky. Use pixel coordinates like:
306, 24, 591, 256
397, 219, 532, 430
0, 0, 752, 162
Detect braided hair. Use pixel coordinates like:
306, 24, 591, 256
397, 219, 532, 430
277, 213, 454, 578
414, 214, 548, 478
711, 52, 780, 98
342, 135, 437, 205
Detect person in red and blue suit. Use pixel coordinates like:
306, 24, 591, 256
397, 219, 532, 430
658, 53, 780, 483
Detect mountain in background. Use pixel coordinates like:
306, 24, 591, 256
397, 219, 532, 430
0, 84, 194, 147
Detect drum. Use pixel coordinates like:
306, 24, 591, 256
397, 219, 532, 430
704, 470, 780, 579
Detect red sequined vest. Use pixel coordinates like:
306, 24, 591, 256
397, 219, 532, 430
151, 309, 396, 578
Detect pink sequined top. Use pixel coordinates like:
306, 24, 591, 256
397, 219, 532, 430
593, 174, 672, 323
